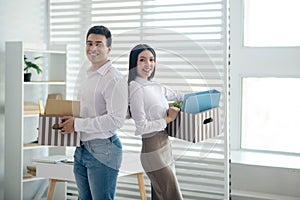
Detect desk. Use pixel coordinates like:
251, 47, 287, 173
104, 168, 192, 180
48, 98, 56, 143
36, 152, 146, 200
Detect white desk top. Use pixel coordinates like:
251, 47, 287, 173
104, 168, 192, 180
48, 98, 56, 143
36, 152, 144, 182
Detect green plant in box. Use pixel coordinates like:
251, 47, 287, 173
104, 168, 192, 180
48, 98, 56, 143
24, 55, 43, 81
172, 102, 182, 109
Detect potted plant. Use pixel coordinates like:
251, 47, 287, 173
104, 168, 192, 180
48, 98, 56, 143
24, 55, 43, 82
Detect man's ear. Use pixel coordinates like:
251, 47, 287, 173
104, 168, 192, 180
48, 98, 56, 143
108, 46, 112, 53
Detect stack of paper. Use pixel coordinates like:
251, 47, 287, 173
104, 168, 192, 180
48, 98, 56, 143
24, 101, 39, 114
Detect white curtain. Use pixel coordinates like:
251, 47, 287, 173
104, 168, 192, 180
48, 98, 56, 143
49, 0, 229, 199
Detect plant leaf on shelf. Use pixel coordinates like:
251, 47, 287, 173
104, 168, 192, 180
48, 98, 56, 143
24, 55, 43, 74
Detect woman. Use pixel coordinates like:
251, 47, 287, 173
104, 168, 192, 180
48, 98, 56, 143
128, 44, 183, 200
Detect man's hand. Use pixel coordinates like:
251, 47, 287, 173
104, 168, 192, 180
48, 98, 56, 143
59, 116, 75, 134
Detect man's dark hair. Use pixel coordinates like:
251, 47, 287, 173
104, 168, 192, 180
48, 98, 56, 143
128, 44, 156, 84
86, 25, 112, 47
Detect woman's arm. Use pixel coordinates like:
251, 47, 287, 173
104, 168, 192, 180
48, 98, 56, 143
162, 85, 184, 102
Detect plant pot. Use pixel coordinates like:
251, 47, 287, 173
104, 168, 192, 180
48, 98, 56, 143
24, 73, 32, 82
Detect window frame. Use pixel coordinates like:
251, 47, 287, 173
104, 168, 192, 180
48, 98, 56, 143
229, 0, 300, 154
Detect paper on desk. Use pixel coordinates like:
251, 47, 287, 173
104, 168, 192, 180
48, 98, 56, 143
33, 155, 74, 164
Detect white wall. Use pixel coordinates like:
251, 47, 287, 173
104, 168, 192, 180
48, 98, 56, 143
0, 0, 48, 199
231, 163, 300, 200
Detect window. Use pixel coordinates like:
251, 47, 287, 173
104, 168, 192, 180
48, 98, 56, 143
241, 77, 300, 153
244, 0, 300, 47
230, 0, 300, 156
49, 0, 229, 199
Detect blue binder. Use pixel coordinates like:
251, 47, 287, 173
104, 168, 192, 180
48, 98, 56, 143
182, 89, 220, 114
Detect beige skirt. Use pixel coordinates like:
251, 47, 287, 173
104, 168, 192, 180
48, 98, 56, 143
141, 130, 183, 200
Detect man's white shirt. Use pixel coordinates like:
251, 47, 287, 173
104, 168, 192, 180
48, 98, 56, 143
75, 60, 128, 141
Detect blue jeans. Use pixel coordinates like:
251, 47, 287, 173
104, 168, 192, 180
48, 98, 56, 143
73, 134, 122, 200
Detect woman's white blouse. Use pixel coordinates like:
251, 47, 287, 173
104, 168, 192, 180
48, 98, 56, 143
129, 76, 183, 136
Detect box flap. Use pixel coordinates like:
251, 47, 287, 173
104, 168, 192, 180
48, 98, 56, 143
45, 99, 80, 116
47, 93, 62, 100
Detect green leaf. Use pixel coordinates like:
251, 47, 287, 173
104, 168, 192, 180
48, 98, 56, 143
34, 56, 43, 60
23, 55, 43, 74
172, 102, 182, 109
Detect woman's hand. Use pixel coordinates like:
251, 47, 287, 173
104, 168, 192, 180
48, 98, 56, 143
59, 116, 75, 134
165, 106, 180, 124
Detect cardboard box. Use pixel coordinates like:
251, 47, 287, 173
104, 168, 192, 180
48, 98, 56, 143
47, 93, 62, 100
38, 99, 80, 146
45, 99, 80, 117
166, 107, 221, 143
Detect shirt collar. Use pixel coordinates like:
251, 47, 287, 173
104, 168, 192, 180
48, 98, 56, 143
134, 76, 151, 85
87, 60, 112, 76
97, 60, 112, 75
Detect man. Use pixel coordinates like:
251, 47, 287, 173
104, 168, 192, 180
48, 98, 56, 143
60, 25, 128, 200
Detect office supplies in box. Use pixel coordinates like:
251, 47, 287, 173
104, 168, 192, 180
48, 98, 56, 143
166, 107, 221, 143
182, 89, 221, 114
38, 99, 80, 146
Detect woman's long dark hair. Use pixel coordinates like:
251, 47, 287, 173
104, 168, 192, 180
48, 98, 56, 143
127, 44, 156, 118
128, 44, 156, 84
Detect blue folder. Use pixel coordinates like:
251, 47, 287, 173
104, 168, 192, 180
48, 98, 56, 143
182, 89, 220, 114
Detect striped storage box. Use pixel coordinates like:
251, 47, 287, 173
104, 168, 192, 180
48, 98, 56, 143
38, 115, 80, 146
166, 107, 221, 143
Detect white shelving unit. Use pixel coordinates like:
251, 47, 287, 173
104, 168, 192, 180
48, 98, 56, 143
5, 41, 68, 200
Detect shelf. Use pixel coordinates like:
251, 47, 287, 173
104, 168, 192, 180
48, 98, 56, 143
23, 143, 44, 150
22, 176, 45, 183
25, 49, 66, 54
5, 41, 68, 199
24, 81, 66, 85
22, 43, 66, 54
23, 113, 39, 117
